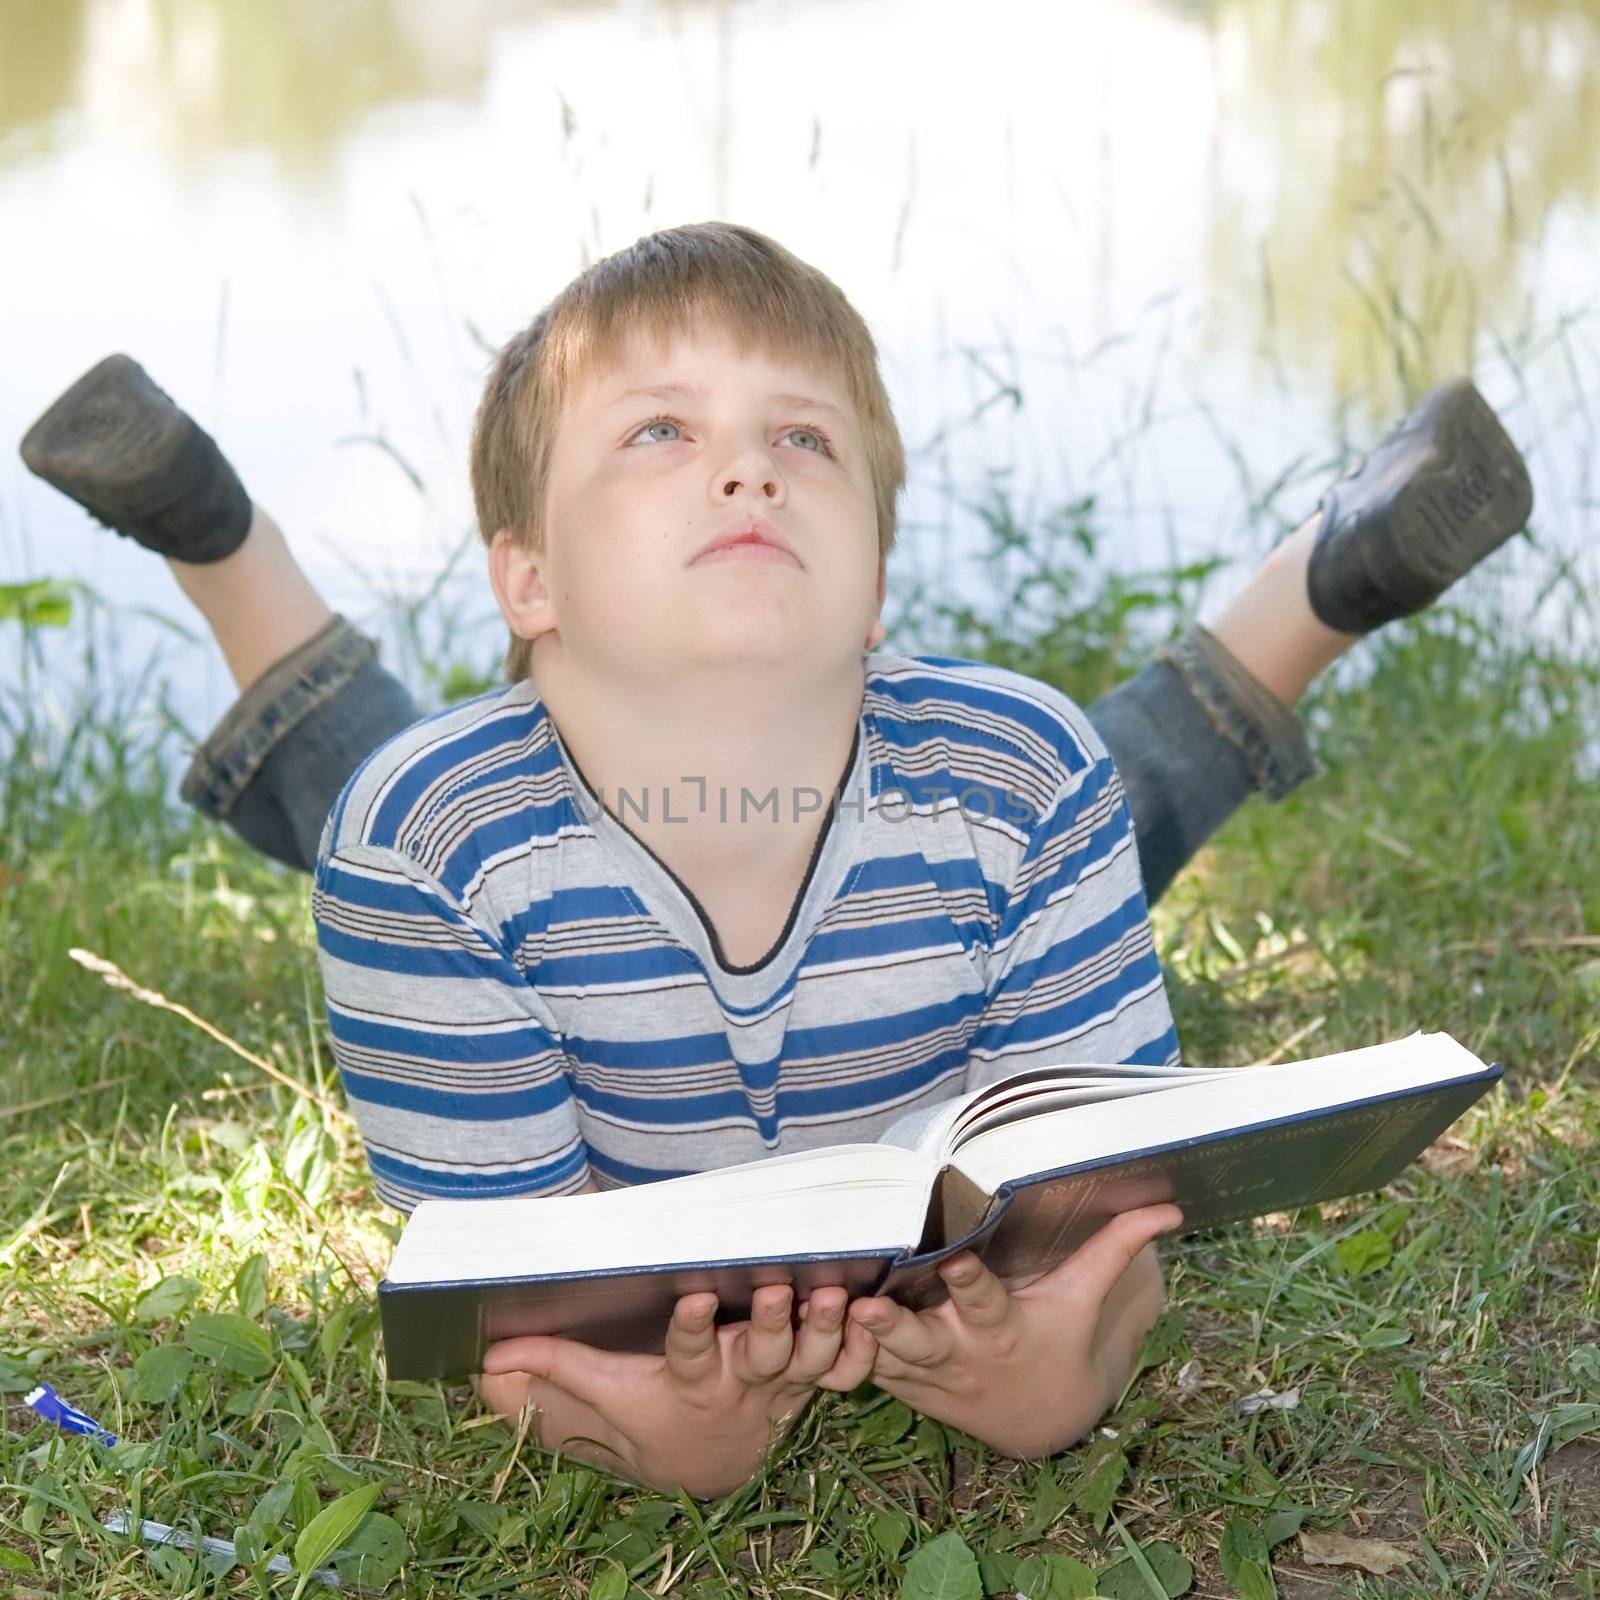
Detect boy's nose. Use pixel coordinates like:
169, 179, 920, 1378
716, 438, 788, 503
719, 471, 783, 500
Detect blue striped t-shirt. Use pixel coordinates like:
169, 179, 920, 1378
312, 650, 1179, 1210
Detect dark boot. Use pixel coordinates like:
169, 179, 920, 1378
1308, 377, 1533, 634
19, 353, 253, 563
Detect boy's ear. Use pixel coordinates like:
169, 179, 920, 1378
489, 527, 559, 645
865, 558, 888, 650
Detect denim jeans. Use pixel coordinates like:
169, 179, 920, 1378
180, 616, 1315, 903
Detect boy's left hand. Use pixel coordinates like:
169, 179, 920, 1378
478, 1282, 866, 1497
840, 1202, 1182, 1459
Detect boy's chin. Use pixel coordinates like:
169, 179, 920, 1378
672, 622, 859, 673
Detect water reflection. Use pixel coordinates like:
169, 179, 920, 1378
0, 0, 85, 151
3, 0, 1595, 427
0, 0, 565, 175
1212, 0, 1600, 412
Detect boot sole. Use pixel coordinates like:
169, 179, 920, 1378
1394, 379, 1535, 589
1310, 378, 1533, 632
19, 354, 252, 562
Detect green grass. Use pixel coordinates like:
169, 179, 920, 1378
1, 552, 1597, 1599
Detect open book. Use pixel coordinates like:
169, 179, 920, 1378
379, 1032, 1498, 1379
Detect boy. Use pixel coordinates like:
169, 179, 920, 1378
18, 224, 1532, 1496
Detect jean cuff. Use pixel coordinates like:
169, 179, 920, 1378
1154, 625, 1317, 800
179, 614, 376, 822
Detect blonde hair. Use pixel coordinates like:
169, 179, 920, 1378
469, 221, 906, 681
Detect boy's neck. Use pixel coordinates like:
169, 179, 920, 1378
536, 658, 868, 886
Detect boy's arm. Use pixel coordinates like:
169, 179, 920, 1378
313, 841, 591, 1206
966, 745, 1179, 1086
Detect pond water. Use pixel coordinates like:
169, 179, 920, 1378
3, 0, 1599, 742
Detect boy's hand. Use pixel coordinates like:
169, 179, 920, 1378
844, 1203, 1182, 1459
478, 1282, 856, 1498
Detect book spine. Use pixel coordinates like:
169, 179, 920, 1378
876, 1189, 1016, 1309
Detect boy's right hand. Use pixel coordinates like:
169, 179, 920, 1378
479, 1282, 869, 1499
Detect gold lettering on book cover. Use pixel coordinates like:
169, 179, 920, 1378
975, 1098, 1425, 1285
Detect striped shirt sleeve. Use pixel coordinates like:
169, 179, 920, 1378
965, 749, 1179, 1087
312, 841, 589, 1211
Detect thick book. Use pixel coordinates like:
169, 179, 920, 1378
379, 1032, 1499, 1379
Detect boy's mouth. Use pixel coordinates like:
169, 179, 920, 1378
692, 516, 802, 568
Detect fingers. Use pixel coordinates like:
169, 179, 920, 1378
1058, 1204, 1183, 1310
814, 1317, 878, 1392
788, 1286, 848, 1381
663, 1291, 722, 1386
937, 1251, 1014, 1331
480, 1333, 616, 1405
847, 1295, 948, 1375
477, 1365, 536, 1421
728, 1283, 796, 1385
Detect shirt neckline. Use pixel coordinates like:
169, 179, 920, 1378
551, 708, 871, 981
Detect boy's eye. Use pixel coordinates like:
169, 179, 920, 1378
631, 418, 683, 445
626, 416, 835, 457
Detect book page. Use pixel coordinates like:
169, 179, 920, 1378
950, 1033, 1490, 1193
878, 1092, 978, 1157
877, 1060, 1234, 1159
387, 1142, 935, 1286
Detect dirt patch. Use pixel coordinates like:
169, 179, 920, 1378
1418, 1134, 1477, 1179
1542, 1435, 1600, 1528
1347, 1471, 1427, 1547
1266, 1571, 1348, 1600
1525, 1435, 1600, 1595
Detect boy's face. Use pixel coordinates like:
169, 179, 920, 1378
490, 331, 888, 687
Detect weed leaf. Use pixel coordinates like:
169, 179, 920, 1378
901, 1530, 982, 1600
133, 1275, 201, 1324
1014, 1550, 1098, 1598
1219, 1518, 1276, 1599
330, 1509, 406, 1588
184, 1311, 273, 1377
293, 1483, 380, 1588
130, 1344, 194, 1404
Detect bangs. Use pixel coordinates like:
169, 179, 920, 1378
533, 268, 881, 427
